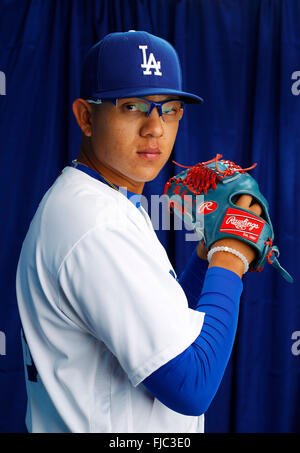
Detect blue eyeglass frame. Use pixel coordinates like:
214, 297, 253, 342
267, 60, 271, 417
86, 97, 185, 118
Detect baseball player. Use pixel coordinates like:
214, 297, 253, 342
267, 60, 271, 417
16, 31, 262, 433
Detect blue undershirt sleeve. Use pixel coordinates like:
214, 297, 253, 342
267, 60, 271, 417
177, 246, 208, 309
142, 266, 243, 416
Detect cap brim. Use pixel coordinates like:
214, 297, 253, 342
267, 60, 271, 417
87, 87, 204, 104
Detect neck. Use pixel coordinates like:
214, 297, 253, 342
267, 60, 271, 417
77, 147, 145, 195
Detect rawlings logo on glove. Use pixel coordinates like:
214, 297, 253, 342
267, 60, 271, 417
219, 207, 265, 241
164, 154, 293, 283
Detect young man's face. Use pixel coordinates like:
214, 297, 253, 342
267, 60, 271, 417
83, 95, 183, 193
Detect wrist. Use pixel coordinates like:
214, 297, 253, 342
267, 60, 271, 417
208, 249, 246, 278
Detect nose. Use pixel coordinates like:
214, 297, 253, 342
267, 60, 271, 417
140, 107, 164, 138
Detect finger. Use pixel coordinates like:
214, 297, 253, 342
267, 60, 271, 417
248, 202, 262, 216
234, 194, 253, 208
234, 194, 263, 217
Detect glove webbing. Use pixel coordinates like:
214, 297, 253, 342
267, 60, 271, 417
164, 154, 257, 196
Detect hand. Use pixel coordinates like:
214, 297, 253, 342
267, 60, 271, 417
208, 194, 263, 278
196, 240, 208, 261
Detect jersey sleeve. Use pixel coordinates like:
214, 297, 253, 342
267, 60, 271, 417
57, 223, 205, 387
142, 266, 243, 415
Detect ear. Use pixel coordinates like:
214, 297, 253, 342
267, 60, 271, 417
72, 98, 93, 137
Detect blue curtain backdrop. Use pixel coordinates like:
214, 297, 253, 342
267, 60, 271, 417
0, 0, 299, 433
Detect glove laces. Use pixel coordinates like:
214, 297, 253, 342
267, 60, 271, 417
170, 154, 257, 195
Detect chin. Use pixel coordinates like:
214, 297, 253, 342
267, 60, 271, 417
137, 163, 168, 182
135, 170, 162, 183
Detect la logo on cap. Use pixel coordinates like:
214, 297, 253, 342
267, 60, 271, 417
139, 45, 162, 76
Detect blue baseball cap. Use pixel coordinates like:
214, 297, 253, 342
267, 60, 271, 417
80, 30, 203, 104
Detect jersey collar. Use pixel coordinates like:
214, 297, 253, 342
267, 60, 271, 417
71, 160, 142, 209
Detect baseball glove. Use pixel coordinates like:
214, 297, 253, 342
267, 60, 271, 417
164, 154, 293, 283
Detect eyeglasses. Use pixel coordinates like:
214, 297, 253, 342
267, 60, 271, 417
86, 97, 184, 122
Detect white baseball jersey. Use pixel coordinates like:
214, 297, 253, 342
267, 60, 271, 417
16, 166, 205, 433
